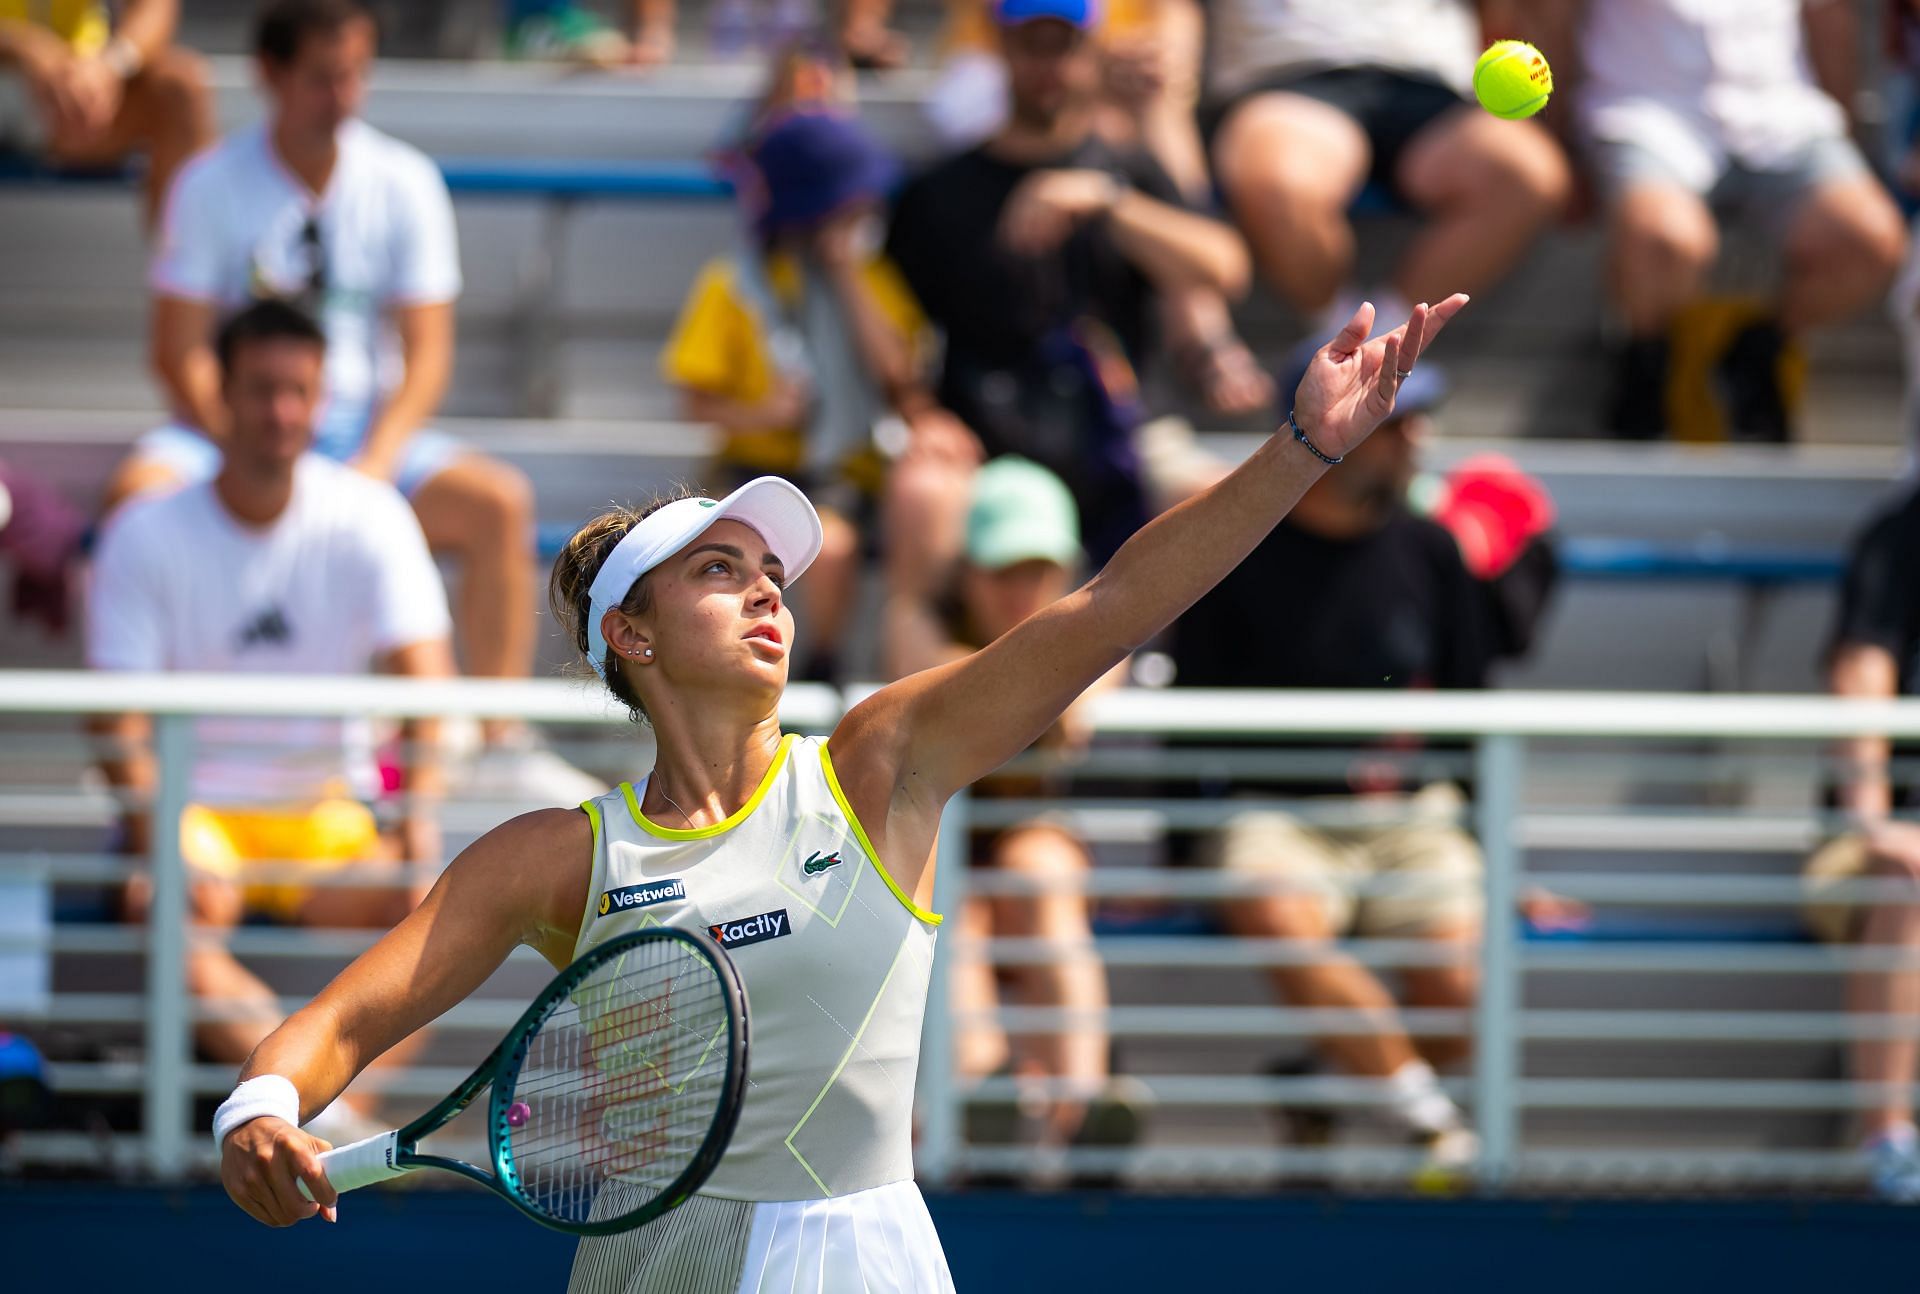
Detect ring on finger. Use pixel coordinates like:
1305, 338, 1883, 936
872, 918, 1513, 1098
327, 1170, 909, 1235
1395, 369, 1414, 380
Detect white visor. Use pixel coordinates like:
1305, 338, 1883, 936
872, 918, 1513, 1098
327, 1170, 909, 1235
584, 476, 824, 679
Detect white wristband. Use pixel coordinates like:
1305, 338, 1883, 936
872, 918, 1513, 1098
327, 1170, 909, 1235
213, 1074, 301, 1151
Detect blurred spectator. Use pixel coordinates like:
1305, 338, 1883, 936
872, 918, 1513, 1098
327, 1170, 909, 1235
888, 0, 1252, 567
1884, 0, 1920, 197
0, 459, 86, 637
1565, 0, 1907, 440
0, 0, 212, 228
1202, 0, 1568, 330
882, 456, 1143, 1161
99, 0, 591, 803
87, 300, 449, 1141
666, 106, 966, 681
1171, 360, 1562, 1176
504, 0, 676, 68
1802, 478, 1920, 1202
928, 0, 1270, 421
840, 0, 909, 68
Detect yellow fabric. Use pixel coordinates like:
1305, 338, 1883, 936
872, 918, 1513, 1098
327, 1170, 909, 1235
180, 799, 381, 921
0, 0, 111, 54
1667, 296, 1807, 443
660, 252, 928, 478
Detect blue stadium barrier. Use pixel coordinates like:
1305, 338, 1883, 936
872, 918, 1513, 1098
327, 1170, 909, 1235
0, 150, 734, 199
1558, 538, 1845, 584
3, 1184, 1911, 1292
435, 157, 731, 200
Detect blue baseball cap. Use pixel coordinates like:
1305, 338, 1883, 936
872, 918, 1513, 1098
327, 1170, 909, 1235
745, 110, 898, 238
994, 0, 1099, 28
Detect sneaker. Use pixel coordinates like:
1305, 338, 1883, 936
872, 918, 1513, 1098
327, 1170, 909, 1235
1868, 1131, 1920, 1203
1410, 1126, 1478, 1196
455, 731, 608, 811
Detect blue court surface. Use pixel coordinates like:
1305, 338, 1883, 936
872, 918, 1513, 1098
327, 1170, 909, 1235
3, 1185, 1909, 1292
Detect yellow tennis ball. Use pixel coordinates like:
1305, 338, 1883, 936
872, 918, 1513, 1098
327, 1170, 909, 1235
1474, 40, 1553, 121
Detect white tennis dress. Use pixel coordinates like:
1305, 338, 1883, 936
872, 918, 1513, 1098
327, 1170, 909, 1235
565, 734, 956, 1294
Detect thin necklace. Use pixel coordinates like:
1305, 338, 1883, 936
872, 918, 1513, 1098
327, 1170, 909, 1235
654, 783, 695, 829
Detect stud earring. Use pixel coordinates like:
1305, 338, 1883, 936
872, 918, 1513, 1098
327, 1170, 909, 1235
643, 649, 653, 658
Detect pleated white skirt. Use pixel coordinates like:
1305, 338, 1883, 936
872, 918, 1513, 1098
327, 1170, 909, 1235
732, 1179, 956, 1294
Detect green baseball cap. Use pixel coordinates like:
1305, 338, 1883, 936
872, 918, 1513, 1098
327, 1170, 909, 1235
966, 456, 1081, 570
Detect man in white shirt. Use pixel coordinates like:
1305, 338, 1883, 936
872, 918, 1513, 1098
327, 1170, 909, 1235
1554, 0, 1907, 438
99, 0, 581, 798
1202, 0, 1569, 325
90, 298, 452, 1110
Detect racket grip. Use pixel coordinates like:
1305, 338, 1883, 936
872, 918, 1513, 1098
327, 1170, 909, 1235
299, 1130, 405, 1200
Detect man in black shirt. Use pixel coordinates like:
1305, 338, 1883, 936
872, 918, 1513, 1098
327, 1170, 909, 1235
1802, 481, 1920, 1201
885, 0, 1250, 564
1171, 366, 1542, 1174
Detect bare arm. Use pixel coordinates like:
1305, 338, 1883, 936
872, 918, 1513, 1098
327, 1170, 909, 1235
114, 0, 181, 65
831, 297, 1468, 879
1832, 641, 1901, 821
1000, 171, 1252, 297
89, 712, 155, 855
813, 221, 920, 406
0, 19, 64, 69
149, 294, 226, 437
220, 808, 591, 1226
1107, 189, 1252, 297
681, 382, 809, 433
357, 302, 454, 480
628, 0, 675, 60
1803, 0, 1860, 124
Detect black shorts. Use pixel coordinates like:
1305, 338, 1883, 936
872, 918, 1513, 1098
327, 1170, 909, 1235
1205, 66, 1468, 201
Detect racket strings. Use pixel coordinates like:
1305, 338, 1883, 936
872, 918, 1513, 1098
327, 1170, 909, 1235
503, 939, 734, 1226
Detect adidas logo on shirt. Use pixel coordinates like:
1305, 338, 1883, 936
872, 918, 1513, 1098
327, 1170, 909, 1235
236, 606, 292, 649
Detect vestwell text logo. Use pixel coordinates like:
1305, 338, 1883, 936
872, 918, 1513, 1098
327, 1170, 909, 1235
596, 877, 687, 918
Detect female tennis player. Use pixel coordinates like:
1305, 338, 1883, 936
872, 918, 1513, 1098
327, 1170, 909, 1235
215, 295, 1465, 1290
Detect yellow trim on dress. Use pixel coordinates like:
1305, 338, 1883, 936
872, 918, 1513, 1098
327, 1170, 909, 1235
818, 741, 942, 926
619, 733, 797, 841
573, 796, 609, 952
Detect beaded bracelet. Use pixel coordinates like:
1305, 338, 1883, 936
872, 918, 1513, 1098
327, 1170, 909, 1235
1288, 409, 1343, 466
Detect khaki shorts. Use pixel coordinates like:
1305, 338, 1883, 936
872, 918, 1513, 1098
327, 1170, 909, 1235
1201, 783, 1483, 937
1803, 833, 1874, 945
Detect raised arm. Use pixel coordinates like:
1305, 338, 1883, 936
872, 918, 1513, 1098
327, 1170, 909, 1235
149, 295, 226, 437
833, 297, 1467, 842
219, 807, 591, 1227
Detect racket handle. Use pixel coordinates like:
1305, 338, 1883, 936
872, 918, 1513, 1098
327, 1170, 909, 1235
298, 1129, 406, 1200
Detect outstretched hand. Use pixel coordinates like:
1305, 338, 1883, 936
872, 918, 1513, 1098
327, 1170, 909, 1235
1289, 295, 1471, 460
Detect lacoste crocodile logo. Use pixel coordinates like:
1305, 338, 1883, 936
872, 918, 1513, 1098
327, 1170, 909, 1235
802, 850, 843, 877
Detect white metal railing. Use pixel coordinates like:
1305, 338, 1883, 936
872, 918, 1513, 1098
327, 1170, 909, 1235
4, 672, 1920, 1191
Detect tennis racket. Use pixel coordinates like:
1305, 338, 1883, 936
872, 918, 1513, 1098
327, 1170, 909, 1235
300, 927, 748, 1236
